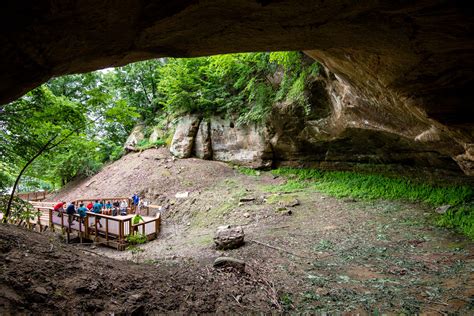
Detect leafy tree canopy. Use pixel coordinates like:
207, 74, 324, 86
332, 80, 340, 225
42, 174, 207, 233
0, 51, 317, 195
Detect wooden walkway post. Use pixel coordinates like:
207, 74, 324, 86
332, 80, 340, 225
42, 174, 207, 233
78, 216, 83, 244
67, 216, 71, 243
94, 216, 98, 242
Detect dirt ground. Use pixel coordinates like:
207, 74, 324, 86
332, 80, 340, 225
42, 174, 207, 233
2, 148, 473, 314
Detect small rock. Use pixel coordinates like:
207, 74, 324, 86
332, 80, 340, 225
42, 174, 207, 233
238, 202, 244, 206
214, 225, 245, 250
213, 256, 246, 272
175, 191, 189, 199
236, 295, 243, 302
34, 286, 48, 295
343, 198, 357, 203
435, 205, 451, 214
130, 293, 143, 300
243, 212, 250, 218
186, 222, 191, 226
285, 199, 300, 207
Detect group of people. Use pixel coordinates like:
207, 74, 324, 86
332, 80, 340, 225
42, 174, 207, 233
52, 195, 144, 226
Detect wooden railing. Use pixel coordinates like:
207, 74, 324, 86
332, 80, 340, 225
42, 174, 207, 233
23, 199, 161, 250
16, 190, 49, 201
48, 209, 160, 250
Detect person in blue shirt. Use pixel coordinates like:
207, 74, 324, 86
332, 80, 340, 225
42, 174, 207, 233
77, 203, 88, 223
132, 194, 140, 213
93, 200, 102, 213
92, 200, 103, 228
65, 201, 76, 225
105, 201, 112, 209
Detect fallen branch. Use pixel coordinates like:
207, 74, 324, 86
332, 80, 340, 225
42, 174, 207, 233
77, 247, 107, 257
249, 239, 314, 260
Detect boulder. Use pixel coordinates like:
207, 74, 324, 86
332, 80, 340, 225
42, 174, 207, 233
194, 119, 212, 159
170, 115, 201, 158
214, 225, 245, 250
213, 256, 246, 273
123, 125, 145, 151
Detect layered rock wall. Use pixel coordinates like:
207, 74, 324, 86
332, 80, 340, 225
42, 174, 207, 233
169, 66, 472, 175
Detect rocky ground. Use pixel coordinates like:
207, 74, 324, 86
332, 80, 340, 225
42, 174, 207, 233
2, 148, 473, 314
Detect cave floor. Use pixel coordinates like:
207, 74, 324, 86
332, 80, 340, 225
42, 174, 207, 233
92, 170, 473, 314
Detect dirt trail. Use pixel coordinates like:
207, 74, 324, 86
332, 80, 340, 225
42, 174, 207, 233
2, 149, 473, 314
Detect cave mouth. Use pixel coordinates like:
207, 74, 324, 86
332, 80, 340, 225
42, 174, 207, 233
1, 1, 471, 176
1, 2, 474, 312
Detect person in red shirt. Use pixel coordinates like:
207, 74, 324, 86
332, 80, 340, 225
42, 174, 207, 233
53, 201, 66, 217
86, 202, 93, 211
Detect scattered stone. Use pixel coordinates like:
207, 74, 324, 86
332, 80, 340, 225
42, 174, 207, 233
34, 286, 48, 295
238, 202, 244, 207
435, 205, 451, 214
130, 293, 143, 301
214, 225, 245, 250
213, 256, 246, 273
285, 198, 300, 207
186, 222, 191, 226
175, 191, 189, 199
243, 212, 250, 218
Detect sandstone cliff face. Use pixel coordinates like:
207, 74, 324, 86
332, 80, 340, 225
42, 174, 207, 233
169, 66, 470, 174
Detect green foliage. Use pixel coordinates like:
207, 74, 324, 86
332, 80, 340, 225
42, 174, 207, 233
126, 231, 147, 245
156, 52, 318, 125
270, 168, 473, 206
0, 196, 40, 221
126, 231, 147, 263
436, 205, 474, 239
135, 139, 167, 151
237, 167, 260, 176
269, 167, 474, 239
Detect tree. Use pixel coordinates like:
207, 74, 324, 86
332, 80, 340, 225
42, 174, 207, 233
1, 86, 87, 219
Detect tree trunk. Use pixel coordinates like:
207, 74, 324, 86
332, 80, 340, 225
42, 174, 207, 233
3, 135, 58, 221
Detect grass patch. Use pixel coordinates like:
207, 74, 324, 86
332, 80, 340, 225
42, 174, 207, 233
236, 166, 260, 176
270, 168, 473, 206
436, 205, 474, 239
269, 167, 474, 239
136, 139, 167, 150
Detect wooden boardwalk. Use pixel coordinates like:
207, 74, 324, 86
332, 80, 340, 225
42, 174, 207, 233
4, 198, 161, 250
